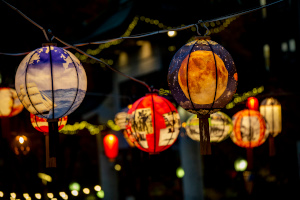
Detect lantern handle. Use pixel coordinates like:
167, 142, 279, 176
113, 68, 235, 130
196, 20, 210, 36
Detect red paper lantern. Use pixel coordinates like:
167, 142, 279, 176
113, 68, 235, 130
0, 87, 23, 118
126, 92, 181, 154
246, 97, 259, 111
103, 134, 119, 161
30, 113, 67, 134
231, 109, 268, 148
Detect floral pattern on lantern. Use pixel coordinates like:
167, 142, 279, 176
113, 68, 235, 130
15, 45, 87, 119
126, 93, 181, 154
0, 87, 23, 118
30, 113, 67, 133
185, 111, 232, 142
259, 97, 281, 137
167, 37, 238, 115
231, 109, 268, 148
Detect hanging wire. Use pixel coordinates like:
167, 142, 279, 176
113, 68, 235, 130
0, 0, 283, 90
50, 32, 151, 92
1, 0, 50, 42
0, 0, 283, 55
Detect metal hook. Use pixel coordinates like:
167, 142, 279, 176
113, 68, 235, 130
198, 20, 210, 36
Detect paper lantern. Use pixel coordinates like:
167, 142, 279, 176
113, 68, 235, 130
114, 105, 135, 147
246, 97, 259, 111
0, 87, 23, 118
185, 111, 232, 142
260, 97, 282, 156
126, 92, 181, 154
15, 44, 87, 119
30, 113, 67, 134
103, 134, 119, 161
12, 135, 30, 155
231, 109, 268, 148
168, 36, 238, 154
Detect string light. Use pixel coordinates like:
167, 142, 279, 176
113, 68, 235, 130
226, 86, 264, 109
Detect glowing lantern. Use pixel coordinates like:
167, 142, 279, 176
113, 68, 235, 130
231, 109, 268, 148
185, 111, 232, 142
0, 87, 23, 118
168, 36, 238, 154
126, 92, 181, 154
246, 97, 259, 111
114, 105, 135, 147
15, 44, 87, 168
30, 113, 67, 134
259, 97, 282, 156
103, 134, 119, 161
15, 44, 87, 119
12, 135, 30, 155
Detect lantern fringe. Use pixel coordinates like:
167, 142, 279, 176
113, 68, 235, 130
197, 114, 211, 155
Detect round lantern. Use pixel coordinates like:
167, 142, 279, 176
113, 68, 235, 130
185, 111, 232, 142
15, 44, 87, 119
114, 105, 135, 147
259, 97, 281, 156
0, 87, 23, 118
126, 92, 181, 154
12, 135, 30, 155
30, 113, 67, 134
246, 97, 259, 111
231, 109, 268, 148
103, 134, 119, 161
167, 36, 238, 154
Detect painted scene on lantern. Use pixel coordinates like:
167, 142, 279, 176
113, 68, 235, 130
129, 108, 180, 149
185, 111, 232, 142
15, 46, 87, 119
168, 39, 238, 111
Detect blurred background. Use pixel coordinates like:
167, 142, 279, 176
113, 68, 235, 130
0, 0, 299, 199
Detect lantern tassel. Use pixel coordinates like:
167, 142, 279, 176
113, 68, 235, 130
197, 114, 211, 155
246, 148, 253, 170
269, 136, 276, 156
47, 120, 59, 168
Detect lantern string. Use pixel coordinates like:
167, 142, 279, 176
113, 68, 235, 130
1, 0, 50, 42
50, 33, 152, 92
0, 0, 283, 56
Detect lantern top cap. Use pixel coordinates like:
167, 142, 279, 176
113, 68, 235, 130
42, 43, 57, 47
260, 97, 280, 105
194, 36, 211, 40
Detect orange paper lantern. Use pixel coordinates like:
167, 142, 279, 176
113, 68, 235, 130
0, 87, 23, 118
231, 109, 268, 148
126, 92, 181, 154
30, 113, 67, 134
103, 134, 119, 161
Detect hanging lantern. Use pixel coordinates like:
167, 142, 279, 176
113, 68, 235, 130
126, 92, 181, 154
231, 109, 268, 148
246, 97, 259, 111
30, 113, 67, 134
103, 134, 119, 162
259, 97, 282, 156
114, 105, 135, 147
0, 87, 23, 118
15, 44, 87, 168
168, 36, 238, 154
12, 135, 30, 155
185, 111, 232, 143
15, 44, 87, 119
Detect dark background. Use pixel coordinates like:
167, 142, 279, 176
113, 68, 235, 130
0, 0, 300, 199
